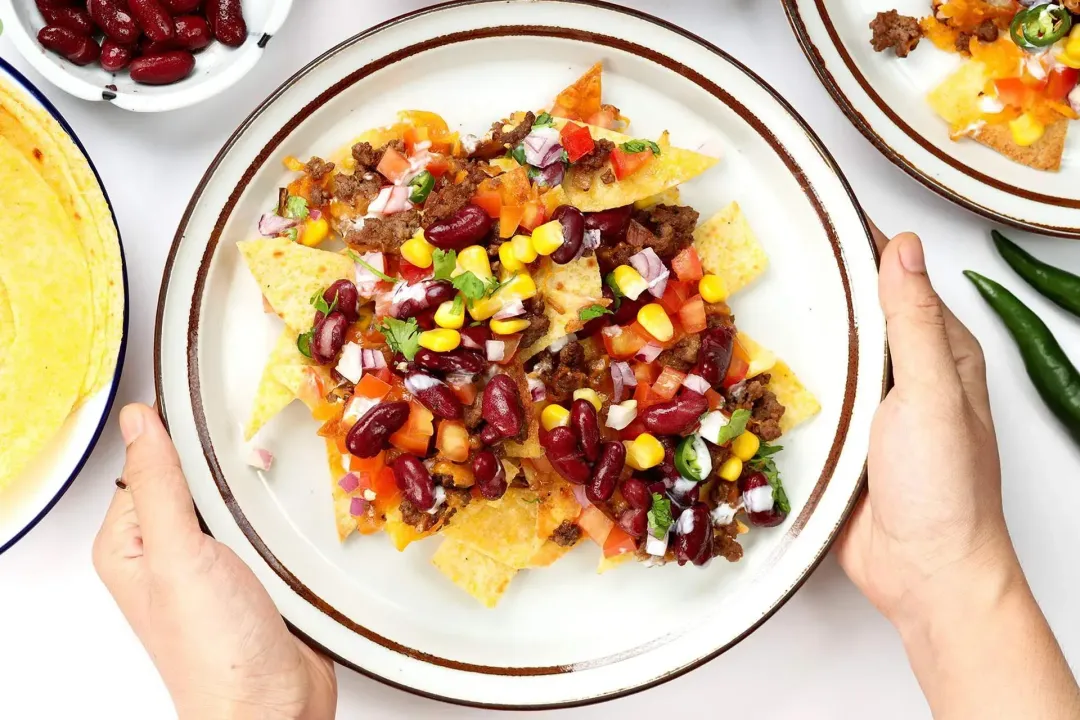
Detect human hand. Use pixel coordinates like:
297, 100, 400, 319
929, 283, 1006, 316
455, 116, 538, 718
93, 403, 337, 720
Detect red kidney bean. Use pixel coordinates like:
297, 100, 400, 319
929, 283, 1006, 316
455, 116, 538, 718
38, 26, 100, 65
540, 426, 590, 484
673, 503, 712, 566
404, 372, 462, 420
646, 479, 671, 497
472, 450, 508, 500
173, 14, 212, 51
587, 441, 625, 504
99, 39, 134, 71
693, 325, 735, 387
87, 0, 141, 43
479, 424, 502, 445
138, 36, 174, 55
641, 391, 709, 436
651, 436, 680, 484
619, 508, 648, 538
311, 311, 347, 365
425, 205, 493, 250
570, 398, 601, 462
481, 374, 523, 439
346, 401, 410, 458
550, 205, 585, 265
129, 50, 195, 84
391, 279, 456, 320
610, 285, 643, 327
321, 279, 360, 323
621, 477, 652, 510
206, 0, 246, 47
39, 7, 95, 35
128, 0, 173, 41
393, 454, 436, 511
161, 0, 202, 12
459, 325, 491, 351
550, 455, 591, 484
413, 348, 486, 376
740, 471, 787, 527
34, 0, 71, 10
584, 205, 633, 242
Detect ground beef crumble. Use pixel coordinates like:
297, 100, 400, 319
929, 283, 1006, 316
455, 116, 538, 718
656, 333, 701, 373
570, 138, 615, 191
399, 489, 470, 532
551, 520, 582, 547
470, 112, 537, 159
305, 156, 335, 181
530, 341, 589, 404
713, 523, 744, 562
518, 297, 551, 350
723, 373, 786, 442
422, 178, 476, 227
595, 203, 699, 273
345, 209, 421, 253
332, 171, 382, 205
869, 10, 923, 58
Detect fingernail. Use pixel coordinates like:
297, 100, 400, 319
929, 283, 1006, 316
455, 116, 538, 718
898, 235, 926, 274
119, 405, 145, 446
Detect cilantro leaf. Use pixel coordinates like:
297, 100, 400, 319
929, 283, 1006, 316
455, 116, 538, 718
620, 139, 662, 156
604, 272, 623, 311
716, 408, 751, 446
533, 111, 555, 128
511, 143, 527, 166
285, 227, 299, 243
452, 271, 488, 301
578, 304, 612, 322
647, 493, 673, 538
296, 329, 314, 359
432, 249, 457, 281
285, 195, 309, 220
748, 443, 790, 514
347, 251, 395, 283
451, 294, 464, 315
375, 316, 421, 360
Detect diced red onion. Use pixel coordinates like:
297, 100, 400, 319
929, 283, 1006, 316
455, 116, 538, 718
343, 394, 379, 424
528, 377, 546, 402
610, 361, 636, 403
605, 401, 638, 430
354, 252, 386, 295
523, 127, 561, 166
635, 343, 663, 362
245, 447, 273, 471
486, 340, 506, 362
630, 248, 670, 298
258, 212, 297, 237
446, 371, 476, 386
537, 162, 564, 187
682, 373, 710, 395
335, 342, 364, 384
571, 484, 592, 510
361, 348, 387, 370
461, 332, 483, 350
338, 472, 360, 493
349, 496, 370, 517
309, 208, 323, 221
368, 186, 412, 215
493, 300, 526, 320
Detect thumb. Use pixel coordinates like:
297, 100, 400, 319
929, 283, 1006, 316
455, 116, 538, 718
878, 233, 960, 397
119, 403, 202, 558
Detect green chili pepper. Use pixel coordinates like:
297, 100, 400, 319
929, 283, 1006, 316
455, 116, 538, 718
408, 171, 434, 204
992, 230, 1080, 318
674, 435, 709, 482
965, 271, 1080, 443
1013, 5, 1072, 48
1011, 10, 1032, 48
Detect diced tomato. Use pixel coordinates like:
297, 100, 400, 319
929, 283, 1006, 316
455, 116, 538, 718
619, 418, 647, 441
577, 505, 614, 546
446, 377, 477, 406
500, 204, 524, 238
659, 280, 693, 315
678, 295, 707, 334
586, 107, 620, 129
723, 339, 750, 389
403, 125, 429, 155
633, 380, 659, 410
399, 258, 432, 284
671, 246, 703, 282
349, 450, 385, 483
494, 334, 522, 365
390, 402, 434, 455
632, 361, 659, 387
519, 201, 546, 231
1046, 66, 1080, 102
705, 387, 724, 411
376, 147, 412, 184
603, 526, 637, 558
372, 466, 400, 510
426, 154, 451, 178
373, 367, 392, 384
652, 366, 686, 401
602, 325, 647, 360
994, 77, 1046, 109
436, 420, 469, 462
560, 121, 596, 162
354, 373, 392, 400
610, 146, 654, 180
472, 190, 502, 218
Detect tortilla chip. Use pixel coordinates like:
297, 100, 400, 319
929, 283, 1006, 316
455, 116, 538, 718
926, 60, 989, 131
552, 62, 603, 121
503, 365, 543, 458
736, 332, 777, 381
245, 329, 313, 440
332, 126, 405, 170
692, 202, 768, 295
536, 481, 581, 539
384, 502, 432, 551
634, 187, 680, 210
974, 119, 1068, 171
769, 360, 821, 435
521, 255, 605, 360
527, 541, 576, 568
325, 438, 358, 541
237, 238, 354, 332
598, 552, 635, 574
440, 489, 546, 569
432, 539, 517, 608
559, 120, 718, 211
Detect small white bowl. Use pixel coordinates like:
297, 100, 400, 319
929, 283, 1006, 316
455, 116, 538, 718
0, 0, 292, 112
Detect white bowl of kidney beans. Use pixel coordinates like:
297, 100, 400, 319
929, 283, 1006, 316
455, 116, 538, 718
1, 0, 292, 111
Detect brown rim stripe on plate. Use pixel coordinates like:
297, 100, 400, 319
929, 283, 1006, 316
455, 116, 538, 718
156, 0, 883, 708
782, 0, 1080, 239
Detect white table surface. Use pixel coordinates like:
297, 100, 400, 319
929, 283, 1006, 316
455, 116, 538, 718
2, 1, 1080, 717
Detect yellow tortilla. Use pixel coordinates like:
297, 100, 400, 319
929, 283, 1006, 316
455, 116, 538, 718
737, 332, 777, 380
693, 202, 769, 295
326, 438, 357, 541
245, 328, 313, 440
521, 255, 606, 361
237, 238, 355, 332
769, 359, 821, 435
432, 538, 518, 608
0, 137, 94, 492
440, 489, 546, 569
559, 120, 718, 211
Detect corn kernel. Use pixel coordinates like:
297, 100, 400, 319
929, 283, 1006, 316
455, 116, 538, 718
434, 299, 464, 329
457, 245, 492, 279
511, 234, 538, 263
637, 303, 674, 342
573, 388, 602, 412
468, 273, 537, 320
541, 404, 571, 431
731, 432, 760, 462
1067, 26, 1080, 57
735, 520, 749, 535
698, 274, 728, 304
499, 242, 524, 273
1009, 113, 1045, 147
626, 433, 665, 470
418, 328, 461, 352
612, 265, 648, 300
400, 231, 434, 268
718, 456, 743, 482
490, 317, 530, 335
531, 220, 565, 256
299, 216, 330, 247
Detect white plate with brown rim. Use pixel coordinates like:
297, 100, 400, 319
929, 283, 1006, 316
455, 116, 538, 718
155, 0, 885, 708
784, 0, 1080, 238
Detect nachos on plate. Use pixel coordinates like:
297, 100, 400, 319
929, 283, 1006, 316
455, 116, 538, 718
238, 63, 820, 607
871, 2, 1080, 170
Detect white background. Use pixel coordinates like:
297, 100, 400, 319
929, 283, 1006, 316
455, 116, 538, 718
2, 1, 1079, 718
